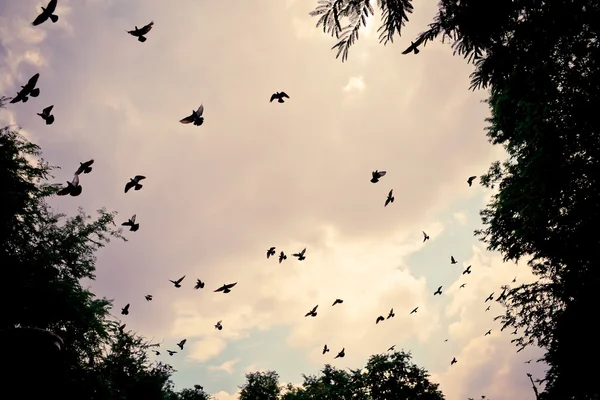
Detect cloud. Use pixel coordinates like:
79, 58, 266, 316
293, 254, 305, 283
453, 211, 467, 225
207, 358, 240, 375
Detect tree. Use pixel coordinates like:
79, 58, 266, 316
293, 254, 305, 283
239, 371, 282, 400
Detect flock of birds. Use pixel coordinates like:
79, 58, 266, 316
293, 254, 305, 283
5, 0, 539, 395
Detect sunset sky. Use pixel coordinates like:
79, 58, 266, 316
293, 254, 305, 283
0, 0, 547, 399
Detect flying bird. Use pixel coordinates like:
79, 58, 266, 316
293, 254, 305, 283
37, 105, 55, 125
387, 308, 395, 319
118, 324, 126, 334
32, 0, 59, 26
177, 339, 187, 350
422, 231, 430, 242
459, 283, 466, 289
145, 295, 153, 301
332, 299, 343, 306
512, 329, 518, 335
167, 350, 177, 356
169, 276, 186, 288
376, 316, 385, 324
292, 248, 306, 261
322, 345, 329, 354
267, 247, 276, 258
270, 92, 289, 103
401, 37, 424, 55
121, 304, 130, 315
370, 170, 386, 183
525, 359, 532, 364
467, 176, 477, 186
121, 214, 139, 232
451, 256, 457, 264
153, 350, 160, 356
124, 175, 146, 193
127, 21, 154, 42
180, 104, 205, 126
278, 251, 287, 263
463, 265, 472, 274
485, 330, 492, 336
75, 159, 94, 175
215, 320, 223, 330
444, 339, 448, 342
512, 276, 517, 283
451, 357, 457, 365
485, 305, 490, 312
215, 282, 237, 293
10, 73, 40, 104
385, 189, 394, 207
387, 345, 395, 352
56, 175, 82, 197
434, 286, 443, 296
410, 307, 418, 314
305, 305, 318, 317
194, 279, 205, 290
334, 348, 345, 359
485, 293, 494, 302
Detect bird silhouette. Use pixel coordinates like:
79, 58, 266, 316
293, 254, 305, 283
278, 251, 287, 263
194, 279, 205, 290
270, 92, 289, 103
387, 345, 395, 351
127, 21, 154, 42
422, 231, 430, 242
451, 256, 457, 264
75, 159, 94, 175
485, 330, 492, 336
10, 73, 40, 103
215, 282, 237, 293
56, 175, 82, 197
511, 329, 518, 335
37, 105, 55, 125
121, 214, 139, 232
177, 339, 186, 350
385, 189, 394, 207
463, 265, 472, 274
169, 276, 186, 288
32, 0, 59, 26
266, 247, 276, 258
485, 305, 490, 312
121, 304, 130, 315
512, 276, 517, 283
153, 350, 160, 356
332, 299, 343, 306
167, 350, 177, 356
485, 293, 494, 302
370, 170, 387, 183
305, 305, 318, 317
322, 344, 329, 354
467, 176, 477, 186
334, 348, 345, 358
387, 308, 395, 319
124, 175, 146, 193
145, 295, 153, 301
459, 283, 466, 289
180, 104, 205, 126
376, 316, 385, 324
410, 307, 418, 314
118, 324, 126, 333
292, 248, 306, 261
401, 37, 424, 55
444, 338, 448, 342
525, 359, 532, 364
451, 357, 457, 365
215, 320, 223, 330
434, 286, 443, 295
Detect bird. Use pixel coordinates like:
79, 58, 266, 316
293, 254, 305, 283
153, 350, 160, 356
401, 37, 424, 55
194, 279, 205, 290
121, 214, 139, 232
467, 176, 477, 186
451, 357, 457, 365
270, 92, 289, 103
434, 286, 443, 295
444, 339, 448, 342
525, 359, 532, 364
169, 276, 186, 288
485, 293, 494, 302
332, 299, 343, 306
127, 21, 154, 42
214, 320, 223, 330
177, 339, 187, 350
410, 307, 418, 314
387, 345, 395, 351
305, 305, 318, 317
121, 304, 130, 315
145, 295, 153, 301
32, 0, 59, 26
37, 105, 55, 125
267, 247, 276, 258
451, 256, 457, 264
463, 265, 472, 274
387, 308, 395, 319
422, 231, 430, 242
322, 345, 329, 354
278, 251, 287, 263
167, 350, 177, 356
56, 175, 82, 197
75, 159, 94, 175
385, 189, 394, 207
292, 248, 306, 261
370, 170, 387, 183
334, 348, 345, 359
215, 282, 237, 293
512, 276, 517, 283
10, 73, 40, 103
485, 330, 492, 336
124, 175, 146, 193
511, 329, 518, 335
179, 104, 205, 126
485, 305, 490, 312
118, 324, 126, 333
459, 283, 466, 289
376, 316, 385, 324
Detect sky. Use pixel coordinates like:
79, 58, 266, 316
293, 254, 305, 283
0, 0, 548, 399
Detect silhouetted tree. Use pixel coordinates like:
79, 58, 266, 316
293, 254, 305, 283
239, 371, 282, 400
0, 95, 11, 108
176, 386, 213, 400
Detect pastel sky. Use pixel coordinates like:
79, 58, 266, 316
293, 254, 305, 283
0, 1, 547, 399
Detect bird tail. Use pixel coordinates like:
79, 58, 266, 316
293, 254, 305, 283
46, 115, 55, 125
414, 48, 420, 54
50, 14, 59, 23
391, 197, 394, 202
30, 88, 40, 97
138, 36, 147, 43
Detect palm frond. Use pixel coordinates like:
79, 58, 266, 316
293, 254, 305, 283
376, 0, 414, 45
309, 0, 348, 38
331, 1, 374, 62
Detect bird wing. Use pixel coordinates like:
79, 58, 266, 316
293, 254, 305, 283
225, 282, 237, 289
300, 248, 306, 255
124, 181, 134, 193
180, 114, 195, 124
139, 21, 154, 35
71, 174, 79, 186
47, 0, 58, 13
176, 275, 186, 284
196, 104, 204, 117
214, 286, 225, 292
10, 91, 24, 103
43, 105, 54, 114
56, 185, 70, 196
401, 44, 413, 55
32, 12, 49, 26
26, 73, 40, 90
378, 171, 387, 177
438, 286, 442, 291
388, 189, 393, 196
269, 93, 277, 102
130, 214, 136, 224
280, 92, 289, 99
134, 175, 146, 182
451, 256, 456, 262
